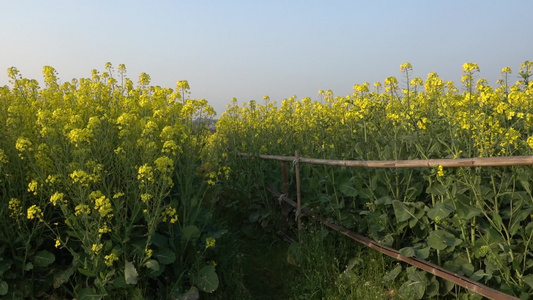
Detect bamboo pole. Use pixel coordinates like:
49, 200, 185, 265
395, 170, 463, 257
237, 152, 294, 162
237, 153, 533, 169
294, 150, 302, 240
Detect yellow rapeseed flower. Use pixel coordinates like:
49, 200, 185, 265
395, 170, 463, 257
8, 198, 23, 219
137, 164, 154, 183
74, 204, 91, 216
0, 148, 7, 164
92, 243, 103, 255
145, 248, 153, 258
140, 193, 153, 203
27, 205, 43, 220
27, 179, 39, 195
90, 190, 113, 218
437, 165, 445, 177
161, 206, 178, 223
154, 156, 174, 174
205, 237, 216, 249
104, 253, 119, 267
50, 192, 66, 206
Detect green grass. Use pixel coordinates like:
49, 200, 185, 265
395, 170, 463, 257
208, 194, 404, 299
286, 222, 402, 300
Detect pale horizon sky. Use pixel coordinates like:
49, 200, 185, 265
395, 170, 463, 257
1, 1, 532, 116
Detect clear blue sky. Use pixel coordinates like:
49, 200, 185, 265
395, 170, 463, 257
1, 1, 532, 115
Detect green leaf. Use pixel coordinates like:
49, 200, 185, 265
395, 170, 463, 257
428, 230, 461, 251
144, 259, 159, 271
193, 266, 219, 293
182, 225, 201, 241
470, 269, 490, 282
383, 264, 402, 283
178, 286, 199, 300
125, 261, 139, 285
392, 200, 416, 223
129, 288, 144, 300
509, 208, 533, 236
0, 259, 11, 276
155, 247, 176, 265
34, 250, 55, 267
53, 267, 75, 288
337, 177, 359, 197
455, 199, 481, 220
491, 213, 503, 231
144, 258, 162, 277
359, 188, 373, 199
152, 233, 169, 249
426, 182, 446, 196
522, 274, 533, 289
399, 247, 416, 258
426, 275, 440, 298
427, 202, 454, 220
414, 247, 430, 260
399, 270, 426, 299
78, 288, 103, 300
24, 262, 33, 271
78, 267, 97, 278
0, 280, 7, 296
400, 246, 430, 260
113, 276, 127, 288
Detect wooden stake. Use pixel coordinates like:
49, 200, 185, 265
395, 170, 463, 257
281, 161, 289, 231
295, 150, 302, 240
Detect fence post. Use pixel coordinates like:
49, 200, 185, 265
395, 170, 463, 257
281, 161, 289, 231
295, 150, 302, 240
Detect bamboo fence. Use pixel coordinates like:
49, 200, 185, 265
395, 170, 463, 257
237, 151, 530, 300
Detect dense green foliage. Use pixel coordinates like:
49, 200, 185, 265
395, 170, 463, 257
208, 62, 533, 298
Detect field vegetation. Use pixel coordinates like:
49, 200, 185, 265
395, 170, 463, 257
207, 61, 533, 299
1, 61, 533, 299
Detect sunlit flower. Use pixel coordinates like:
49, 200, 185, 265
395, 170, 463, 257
50, 192, 66, 206
104, 253, 119, 266
27, 205, 43, 220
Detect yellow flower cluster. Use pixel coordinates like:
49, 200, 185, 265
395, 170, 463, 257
145, 248, 153, 258
74, 204, 91, 216
161, 206, 178, 223
69, 170, 94, 187
98, 222, 112, 237
104, 253, 119, 267
50, 192, 67, 206
140, 193, 153, 203
90, 190, 113, 218
92, 243, 103, 254
8, 198, 24, 219
27, 179, 39, 195
205, 237, 216, 249
209, 61, 533, 161
437, 165, 445, 177
137, 164, 154, 184
27, 205, 43, 220
2, 63, 216, 287
154, 156, 174, 174
0, 148, 7, 164
15, 137, 33, 159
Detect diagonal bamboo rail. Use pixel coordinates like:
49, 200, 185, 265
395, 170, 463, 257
237, 152, 529, 300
